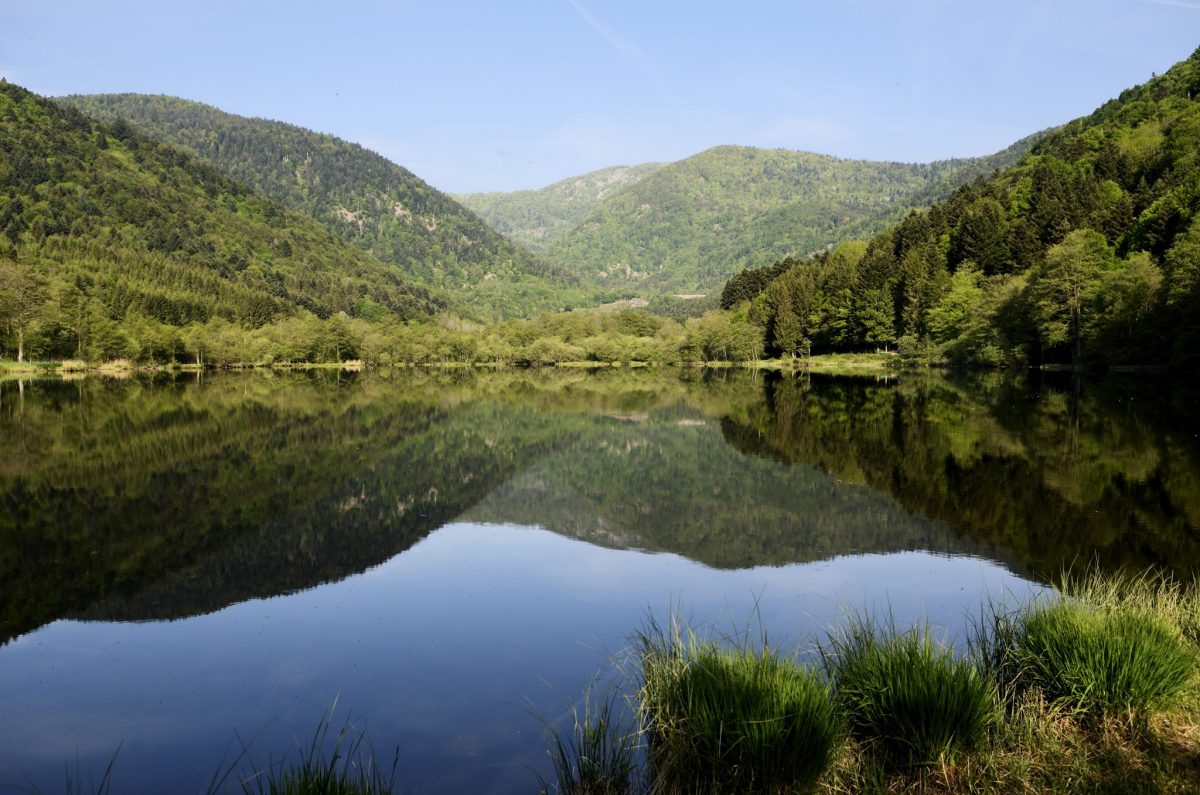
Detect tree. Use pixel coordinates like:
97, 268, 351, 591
1025, 229, 1115, 363
953, 197, 1010, 274
1163, 215, 1200, 366
0, 260, 47, 362
857, 288, 896, 352
771, 288, 802, 358
1091, 252, 1162, 362
927, 262, 984, 345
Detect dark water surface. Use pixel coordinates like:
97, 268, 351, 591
1, 368, 1197, 793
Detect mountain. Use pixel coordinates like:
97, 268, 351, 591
734, 47, 1200, 369
58, 93, 576, 317
495, 138, 1042, 295
456, 163, 665, 250
0, 81, 442, 363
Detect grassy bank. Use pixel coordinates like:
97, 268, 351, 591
546, 569, 1200, 794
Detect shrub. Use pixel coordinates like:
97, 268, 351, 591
824, 619, 994, 766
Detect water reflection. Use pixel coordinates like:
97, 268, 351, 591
1, 368, 1198, 792
2, 369, 1198, 646
722, 371, 1200, 578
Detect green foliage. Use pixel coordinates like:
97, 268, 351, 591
0, 257, 47, 360
638, 623, 838, 794
0, 82, 445, 363
822, 618, 994, 765
729, 48, 1200, 368
59, 93, 569, 318
457, 163, 665, 251
1026, 229, 1117, 361
543, 140, 1040, 295
1004, 600, 1196, 718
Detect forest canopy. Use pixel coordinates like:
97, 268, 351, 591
724, 47, 1200, 369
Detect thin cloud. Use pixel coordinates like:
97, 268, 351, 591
1142, 0, 1200, 9
565, 0, 661, 81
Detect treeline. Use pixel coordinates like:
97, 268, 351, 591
1, 265, 761, 367
723, 47, 1200, 368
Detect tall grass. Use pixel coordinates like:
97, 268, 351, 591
1057, 567, 1200, 650
233, 705, 397, 795
535, 686, 640, 795
1004, 599, 1195, 719
637, 621, 838, 794
822, 617, 995, 766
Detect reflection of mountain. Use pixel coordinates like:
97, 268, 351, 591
462, 413, 1003, 569
0, 372, 588, 641
720, 373, 1200, 579
4, 368, 1197, 644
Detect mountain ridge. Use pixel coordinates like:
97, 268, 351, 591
57, 92, 578, 317
456, 162, 665, 250
463, 136, 1045, 295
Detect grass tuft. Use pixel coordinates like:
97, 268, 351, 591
1006, 599, 1196, 719
234, 704, 397, 795
822, 617, 995, 767
638, 620, 838, 794
535, 686, 640, 795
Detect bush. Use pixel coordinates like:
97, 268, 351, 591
1008, 600, 1196, 718
823, 619, 994, 766
639, 628, 838, 794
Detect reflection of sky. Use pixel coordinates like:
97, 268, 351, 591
0, 524, 1039, 795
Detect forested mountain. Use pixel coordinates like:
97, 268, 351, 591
59, 93, 576, 317
732, 47, 1200, 369
0, 81, 442, 363
456, 163, 664, 250
533, 138, 1041, 294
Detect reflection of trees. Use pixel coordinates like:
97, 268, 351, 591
5, 368, 1197, 645
0, 371, 589, 642
721, 372, 1200, 578
0, 368, 790, 642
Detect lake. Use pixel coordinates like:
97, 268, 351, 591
1, 368, 1198, 793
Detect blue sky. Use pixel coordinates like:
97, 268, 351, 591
2, 1, 1196, 193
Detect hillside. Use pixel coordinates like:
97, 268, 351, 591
456, 163, 664, 250
0, 81, 442, 363
59, 93, 576, 317
733, 47, 1200, 369
532, 138, 1040, 294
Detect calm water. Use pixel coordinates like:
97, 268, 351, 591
1, 368, 1198, 793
